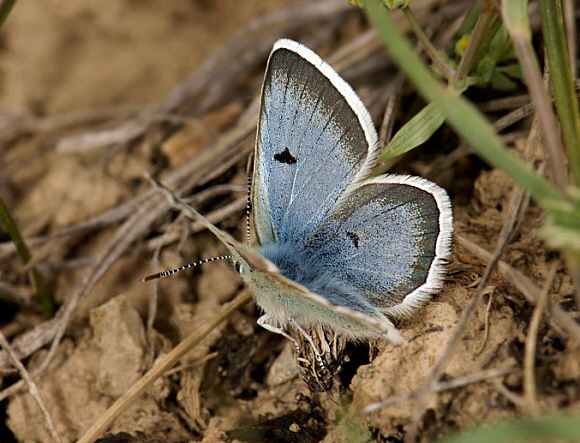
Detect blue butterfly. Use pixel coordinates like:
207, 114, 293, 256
151, 39, 453, 349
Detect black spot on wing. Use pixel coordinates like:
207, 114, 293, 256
346, 231, 360, 248
274, 147, 297, 164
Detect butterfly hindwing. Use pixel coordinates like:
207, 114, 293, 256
253, 39, 379, 248
303, 176, 453, 316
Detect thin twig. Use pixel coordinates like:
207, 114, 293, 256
163, 352, 219, 377
453, 0, 499, 90
0, 331, 62, 443
477, 93, 533, 112
145, 198, 246, 252
523, 261, 557, 415
456, 235, 580, 342
403, 6, 455, 81
504, 5, 569, 193
378, 78, 403, 149
330, 29, 382, 72
146, 230, 166, 367
476, 289, 494, 354
495, 379, 529, 408
76, 291, 252, 443
492, 102, 536, 132
364, 365, 517, 412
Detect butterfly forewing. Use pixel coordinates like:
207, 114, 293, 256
253, 39, 378, 248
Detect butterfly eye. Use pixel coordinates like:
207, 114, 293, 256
234, 261, 242, 273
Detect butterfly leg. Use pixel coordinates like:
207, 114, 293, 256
289, 318, 326, 372
257, 315, 302, 356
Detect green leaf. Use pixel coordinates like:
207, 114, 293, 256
490, 70, 518, 91
379, 102, 445, 163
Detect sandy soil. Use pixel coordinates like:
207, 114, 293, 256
1, 1, 579, 442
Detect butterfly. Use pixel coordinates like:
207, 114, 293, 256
148, 39, 453, 352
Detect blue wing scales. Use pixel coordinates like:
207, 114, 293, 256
252, 39, 378, 248
302, 176, 452, 314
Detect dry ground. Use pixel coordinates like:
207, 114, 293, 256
1, 1, 579, 442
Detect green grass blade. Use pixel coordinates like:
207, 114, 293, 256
0, 0, 18, 29
0, 195, 53, 316
377, 102, 445, 168
538, 0, 580, 184
365, 0, 562, 204
502, 0, 569, 192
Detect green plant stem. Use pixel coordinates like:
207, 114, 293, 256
0, 1, 45, 312
365, 0, 562, 205
0, 196, 53, 316
562, 0, 576, 75
453, 0, 499, 90
502, 0, 569, 194
0, 0, 17, 29
538, 0, 580, 184
402, 6, 454, 81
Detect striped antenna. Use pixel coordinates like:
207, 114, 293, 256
245, 154, 254, 246
140, 255, 233, 282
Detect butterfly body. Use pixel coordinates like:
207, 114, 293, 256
259, 241, 378, 315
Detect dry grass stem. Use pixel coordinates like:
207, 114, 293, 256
523, 261, 557, 415
0, 331, 62, 443
76, 291, 252, 443
364, 365, 517, 412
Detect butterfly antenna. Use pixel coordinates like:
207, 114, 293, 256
245, 154, 254, 246
140, 255, 233, 282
